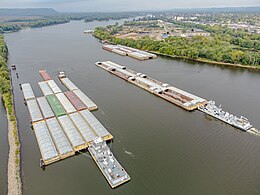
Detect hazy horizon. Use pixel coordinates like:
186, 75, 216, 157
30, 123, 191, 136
1, 0, 260, 12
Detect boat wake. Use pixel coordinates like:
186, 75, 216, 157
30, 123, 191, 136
125, 150, 135, 158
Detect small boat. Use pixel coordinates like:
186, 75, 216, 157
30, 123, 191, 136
84, 30, 93, 34
58, 71, 66, 79
11, 64, 16, 70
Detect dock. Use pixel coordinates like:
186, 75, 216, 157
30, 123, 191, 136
96, 61, 206, 111
102, 44, 157, 60
22, 70, 129, 188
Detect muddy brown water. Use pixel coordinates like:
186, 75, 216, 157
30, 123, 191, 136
0, 97, 8, 195
3, 20, 260, 195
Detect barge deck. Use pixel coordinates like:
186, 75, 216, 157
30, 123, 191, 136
96, 61, 206, 111
21, 70, 129, 188
102, 44, 157, 60
59, 75, 98, 111
95, 61, 259, 133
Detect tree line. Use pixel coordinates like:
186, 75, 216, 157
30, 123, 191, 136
94, 25, 260, 66
0, 35, 10, 94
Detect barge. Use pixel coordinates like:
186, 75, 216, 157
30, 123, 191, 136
21, 70, 131, 188
57, 115, 88, 151
55, 93, 77, 114
69, 112, 98, 144
46, 80, 62, 94
33, 121, 60, 165
102, 44, 157, 60
64, 91, 88, 111
38, 81, 53, 96
88, 137, 130, 188
39, 70, 52, 81
80, 109, 113, 141
21, 83, 35, 101
46, 94, 66, 117
59, 72, 98, 111
46, 118, 75, 159
96, 61, 206, 111
26, 99, 44, 124
37, 97, 55, 119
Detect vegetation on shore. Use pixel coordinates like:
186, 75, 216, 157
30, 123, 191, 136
0, 17, 71, 33
0, 34, 21, 191
0, 10, 142, 34
94, 23, 260, 67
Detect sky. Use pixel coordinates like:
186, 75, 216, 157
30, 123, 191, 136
1, 0, 259, 12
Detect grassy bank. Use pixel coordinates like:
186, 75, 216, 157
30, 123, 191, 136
0, 34, 22, 194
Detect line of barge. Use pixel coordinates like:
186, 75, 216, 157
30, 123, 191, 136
95, 61, 259, 133
22, 81, 113, 162
102, 44, 157, 60
21, 71, 130, 188
58, 73, 98, 111
96, 61, 206, 111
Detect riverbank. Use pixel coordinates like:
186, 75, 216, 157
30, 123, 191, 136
1, 91, 22, 195
0, 34, 22, 195
3, 93, 22, 195
149, 51, 260, 70
99, 38, 260, 70
93, 25, 259, 69
5, 19, 260, 195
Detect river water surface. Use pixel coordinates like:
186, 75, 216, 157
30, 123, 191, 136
4, 20, 260, 195
0, 97, 8, 195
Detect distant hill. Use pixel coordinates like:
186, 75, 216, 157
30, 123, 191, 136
0, 8, 59, 16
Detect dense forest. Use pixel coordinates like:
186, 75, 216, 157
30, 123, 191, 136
94, 24, 260, 66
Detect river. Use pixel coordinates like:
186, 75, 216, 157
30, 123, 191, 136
3, 19, 260, 195
0, 96, 8, 195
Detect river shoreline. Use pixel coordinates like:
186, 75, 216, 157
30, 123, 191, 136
2, 93, 22, 195
95, 36, 260, 70
149, 51, 260, 70
1, 38, 22, 194
6, 105, 22, 195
